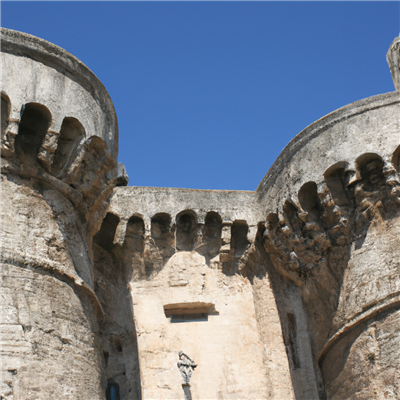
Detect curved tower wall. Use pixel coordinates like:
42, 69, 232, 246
257, 91, 400, 399
2, 27, 399, 400
1, 29, 118, 400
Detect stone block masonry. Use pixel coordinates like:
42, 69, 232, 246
1, 28, 399, 400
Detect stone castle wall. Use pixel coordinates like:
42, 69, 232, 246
1, 28, 118, 400
1, 28, 399, 400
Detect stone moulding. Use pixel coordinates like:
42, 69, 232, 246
257, 91, 400, 200
1, 249, 105, 317
319, 291, 400, 364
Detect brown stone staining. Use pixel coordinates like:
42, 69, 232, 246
263, 185, 343, 284
262, 149, 400, 394
94, 207, 256, 282
351, 153, 400, 249
1, 99, 117, 234
263, 149, 400, 285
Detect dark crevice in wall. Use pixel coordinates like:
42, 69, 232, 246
93, 212, 142, 400
287, 313, 300, 370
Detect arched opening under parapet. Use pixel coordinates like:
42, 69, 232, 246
282, 200, 303, 234
203, 211, 222, 260
15, 102, 51, 160
176, 210, 197, 252
93, 212, 120, 252
266, 212, 279, 230
52, 117, 85, 177
1, 92, 11, 139
391, 145, 400, 173
231, 220, 249, 257
355, 153, 384, 189
151, 213, 174, 260
125, 215, 145, 253
298, 181, 321, 220
324, 162, 350, 207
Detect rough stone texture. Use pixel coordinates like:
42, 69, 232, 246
101, 187, 293, 399
1, 28, 118, 400
1, 27, 400, 400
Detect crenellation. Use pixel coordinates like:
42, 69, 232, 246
1, 27, 399, 400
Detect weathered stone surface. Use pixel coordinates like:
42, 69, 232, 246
1, 28, 118, 400
1, 27, 399, 400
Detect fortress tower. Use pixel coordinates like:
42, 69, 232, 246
1, 28, 400, 400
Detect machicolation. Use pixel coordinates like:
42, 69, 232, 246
1, 28, 400, 400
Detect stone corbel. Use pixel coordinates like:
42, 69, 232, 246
37, 129, 60, 171
1, 118, 19, 156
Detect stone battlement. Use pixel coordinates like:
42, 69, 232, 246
1, 28, 399, 400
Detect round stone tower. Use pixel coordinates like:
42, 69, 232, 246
1, 28, 118, 399
257, 35, 400, 400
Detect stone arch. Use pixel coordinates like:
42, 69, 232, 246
324, 162, 350, 206
15, 102, 52, 159
266, 212, 279, 230
391, 145, 400, 173
355, 153, 384, 185
1, 92, 11, 139
298, 181, 321, 220
176, 210, 197, 251
125, 215, 145, 253
151, 213, 174, 255
231, 220, 249, 257
203, 211, 222, 259
93, 212, 120, 251
52, 117, 85, 177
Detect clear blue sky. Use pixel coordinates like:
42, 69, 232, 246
2, 2, 399, 190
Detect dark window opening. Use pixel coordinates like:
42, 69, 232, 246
106, 379, 120, 400
124, 215, 145, 253
203, 211, 222, 259
176, 211, 197, 251
168, 313, 208, 323
298, 181, 321, 220
15, 102, 51, 160
324, 166, 349, 206
52, 117, 85, 177
93, 212, 120, 251
231, 220, 249, 257
356, 153, 384, 187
